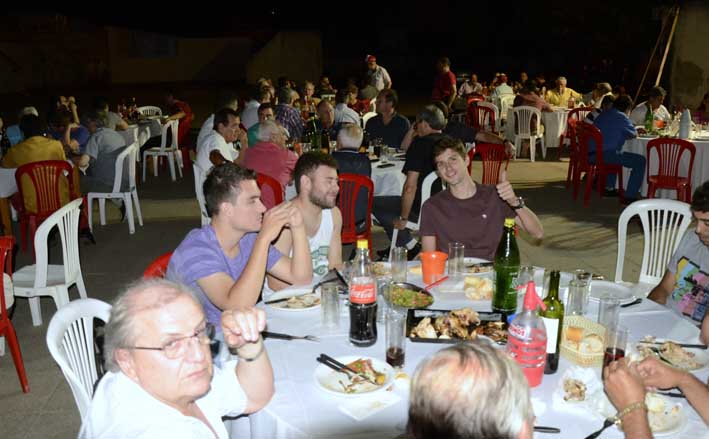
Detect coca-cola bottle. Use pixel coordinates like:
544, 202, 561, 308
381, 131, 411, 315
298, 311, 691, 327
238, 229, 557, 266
349, 239, 377, 347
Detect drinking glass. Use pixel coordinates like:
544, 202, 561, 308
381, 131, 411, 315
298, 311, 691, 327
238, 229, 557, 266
448, 242, 465, 277
603, 325, 628, 369
376, 276, 392, 323
597, 295, 621, 329
390, 247, 407, 282
516, 265, 536, 313
574, 269, 592, 303
301, 142, 312, 153
385, 309, 407, 368
321, 283, 340, 329
565, 279, 588, 316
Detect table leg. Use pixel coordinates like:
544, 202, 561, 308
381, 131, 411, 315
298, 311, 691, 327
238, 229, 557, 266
0, 198, 12, 236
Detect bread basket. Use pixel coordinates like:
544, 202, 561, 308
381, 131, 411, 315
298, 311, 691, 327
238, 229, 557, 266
560, 315, 606, 367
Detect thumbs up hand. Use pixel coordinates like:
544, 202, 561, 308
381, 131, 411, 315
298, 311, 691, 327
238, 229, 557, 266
496, 170, 518, 205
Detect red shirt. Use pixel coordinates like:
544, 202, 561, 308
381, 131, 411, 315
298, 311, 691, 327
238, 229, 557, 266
432, 70, 456, 101
170, 100, 193, 147
242, 142, 298, 207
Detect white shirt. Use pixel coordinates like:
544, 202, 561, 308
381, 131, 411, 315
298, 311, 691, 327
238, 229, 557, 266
240, 100, 261, 129
80, 360, 247, 439
196, 114, 215, 149
492, 83, 514, 99
629, 102, 671, 125
196, 130, 238, 172
334, 103, 361, 126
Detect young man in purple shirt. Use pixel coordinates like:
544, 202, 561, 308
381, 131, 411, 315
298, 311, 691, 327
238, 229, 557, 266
167, 163, 312, 327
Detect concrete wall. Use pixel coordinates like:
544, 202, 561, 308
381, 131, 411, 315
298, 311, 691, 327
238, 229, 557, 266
245, 32, 322, 84
106, 27, 252, 84
670, 2, 709, 108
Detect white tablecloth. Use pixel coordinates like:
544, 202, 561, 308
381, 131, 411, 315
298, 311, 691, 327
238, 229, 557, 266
121, 119, 162, 148
249, 268, 708, 439
504, 108, 568, 152
622, 133, 709, 198
370, 160, 405, 197
0, 167, 18, 198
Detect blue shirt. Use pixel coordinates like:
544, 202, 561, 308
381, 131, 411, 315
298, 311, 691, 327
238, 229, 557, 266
48, 125, 91, 153
592, 108, 637, 156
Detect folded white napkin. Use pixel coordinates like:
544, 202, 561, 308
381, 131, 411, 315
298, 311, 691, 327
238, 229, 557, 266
338, 392, 402, 421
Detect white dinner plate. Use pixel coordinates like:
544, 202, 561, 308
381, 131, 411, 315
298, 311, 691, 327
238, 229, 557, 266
588, 281, 636, 305
314, 355, 395, 398
266, 287, 321, 312
589, 392, 686, 436
637, 342, 709, 372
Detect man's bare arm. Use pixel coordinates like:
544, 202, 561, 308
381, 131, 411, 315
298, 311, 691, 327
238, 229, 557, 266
648, 270, 674, 304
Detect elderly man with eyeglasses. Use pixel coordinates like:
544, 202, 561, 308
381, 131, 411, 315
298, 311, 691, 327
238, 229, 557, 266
80, 278, 273, 439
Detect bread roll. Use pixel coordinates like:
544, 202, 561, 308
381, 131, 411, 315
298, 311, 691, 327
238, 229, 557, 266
566, 326, 584, 343
580, 334, 604, 354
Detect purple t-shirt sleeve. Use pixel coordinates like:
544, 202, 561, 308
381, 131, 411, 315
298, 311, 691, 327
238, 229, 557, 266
240, 232, 283, 271
166, 228, 229, 286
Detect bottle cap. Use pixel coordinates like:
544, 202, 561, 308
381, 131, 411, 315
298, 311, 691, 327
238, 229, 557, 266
356, 239, 368, 249
522, 281, 547, 312
504, 218, 516, 228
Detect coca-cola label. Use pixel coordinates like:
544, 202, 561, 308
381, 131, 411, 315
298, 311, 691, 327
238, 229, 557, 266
350, 283, 376, 304
508, 323, 529, 340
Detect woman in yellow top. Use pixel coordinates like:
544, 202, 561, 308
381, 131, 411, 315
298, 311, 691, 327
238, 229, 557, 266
545, 76, 583, 107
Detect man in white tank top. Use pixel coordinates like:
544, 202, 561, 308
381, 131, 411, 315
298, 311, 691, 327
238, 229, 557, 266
267, 152, 343, 291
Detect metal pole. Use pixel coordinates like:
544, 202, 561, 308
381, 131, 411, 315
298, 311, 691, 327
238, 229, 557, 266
633, 8, 671, 104
655, 5, 680, 86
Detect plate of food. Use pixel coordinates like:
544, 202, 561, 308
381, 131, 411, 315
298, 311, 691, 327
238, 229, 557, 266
589, 392, 686, 436
266, 287, 321, 311
636, 339, 709, 372
407, 308, 507, 344
314, 356, 394, 397
388, 283, 434, 309
371, 261, 392, 276
462, 258, 493, 275
588, 280, 636, 305
553, 366, 602, 405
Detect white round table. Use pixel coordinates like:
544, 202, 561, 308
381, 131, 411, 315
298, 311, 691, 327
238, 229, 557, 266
370, 160, 405, 197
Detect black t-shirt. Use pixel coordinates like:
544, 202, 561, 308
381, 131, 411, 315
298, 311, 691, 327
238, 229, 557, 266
365, 113, 411, 149
443, 120, 477, 143
403, 133, 447, 217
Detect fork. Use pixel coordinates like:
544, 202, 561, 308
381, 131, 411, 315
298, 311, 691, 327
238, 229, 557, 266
583, 418, 615, 439
262, 331, 319, 342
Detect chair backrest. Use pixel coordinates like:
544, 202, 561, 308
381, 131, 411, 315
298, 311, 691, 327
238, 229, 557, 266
337, 173, 374, 242
568, 107, 594, 123
512, 106, 541, 137
46, 298, 111, 421
362, 112, 377, 129
467, 103, 496, 132
567, 119, 579, 154
645, 138, 696, 184
158, 119, 179, 151
137, 106, 162, 117
615, 199, 693, 285
256, 173, 284, 210
477, 101, 499, 130
499, 94, 516, 117
475, 143, 510, 185
576, 122, 604, 169
15, 160, 75, 216
33, 198, 83, 289
0, 236, 14, 320
417, 171, 441, 224
143, 252, 173, 278
111, 134, 139, 193
193, 165, 210, 226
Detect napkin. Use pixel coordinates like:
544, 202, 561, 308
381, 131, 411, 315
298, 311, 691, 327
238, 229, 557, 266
338, 392, 402, 421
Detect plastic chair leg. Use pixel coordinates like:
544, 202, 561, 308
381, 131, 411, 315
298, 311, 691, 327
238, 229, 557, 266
28, 296, 42, 326
132, 191, 143, 226
583, 169, 595, 207
168, 154, 176, 181
4, 324, 29, 393
142, 153, 148, 182
530, 137, 536, 162
153, 155, 159, 177
75, 276, 88, 299
124, 195, 135, 234
87, 196, 94, 232
98, 199, 107, 226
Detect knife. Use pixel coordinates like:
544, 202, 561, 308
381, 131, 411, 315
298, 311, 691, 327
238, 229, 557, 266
264, 293, 311, 305
638, 341, 707, 350
534, 426, 561, 434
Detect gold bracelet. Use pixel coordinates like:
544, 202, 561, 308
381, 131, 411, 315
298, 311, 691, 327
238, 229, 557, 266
612, 401, 647, 426
234, 336, 265, 362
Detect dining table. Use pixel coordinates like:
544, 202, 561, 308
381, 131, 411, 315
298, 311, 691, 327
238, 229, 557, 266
622, 131, 709, 198
120, 117, 163, 149
0, 167, 17, 236
370, 158, 405, 197
244, 263, 709, 439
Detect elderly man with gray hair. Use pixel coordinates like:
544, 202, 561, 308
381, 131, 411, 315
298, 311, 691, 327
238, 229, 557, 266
242, 119, 298, 190
332, 124, 371, 233
80, 278, 274, 439
373, 105, 448, 260
407, 342, 534, 439
274, 87, 303, 141
545, 76, 583, 107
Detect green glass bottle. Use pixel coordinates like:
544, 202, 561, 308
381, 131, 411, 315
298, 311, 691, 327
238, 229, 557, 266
541, 270, 564, 374
492, 218, 520, 314
644, 103, 654, 132
310, 118, 320, 150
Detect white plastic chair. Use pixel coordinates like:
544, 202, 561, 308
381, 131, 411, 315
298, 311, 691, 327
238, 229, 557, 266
499, 95, 515, 122
362, 112, 377, 129
47, 298, 111, 421
193, 164, 210, 226
615, 199, 693, 290
142, 119, 183, 182
512, 106, 545, 162
389, 171, 440, 260
137, 106, 162, 117
476, 101, 500, 132
87, 134, 144, 235
12, 198, 88, 326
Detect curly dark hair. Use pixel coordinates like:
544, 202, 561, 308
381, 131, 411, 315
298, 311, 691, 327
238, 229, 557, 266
203, 163, 256, 217
691, 181, 709, 213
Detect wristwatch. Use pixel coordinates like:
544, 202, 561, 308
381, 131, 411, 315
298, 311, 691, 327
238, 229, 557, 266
512, 196, 525, 210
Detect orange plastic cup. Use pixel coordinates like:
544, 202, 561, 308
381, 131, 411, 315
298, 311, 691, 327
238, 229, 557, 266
420, 251, 448, 284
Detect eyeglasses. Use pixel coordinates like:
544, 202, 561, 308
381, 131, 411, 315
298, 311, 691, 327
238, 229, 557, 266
125, 323, 217, 360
